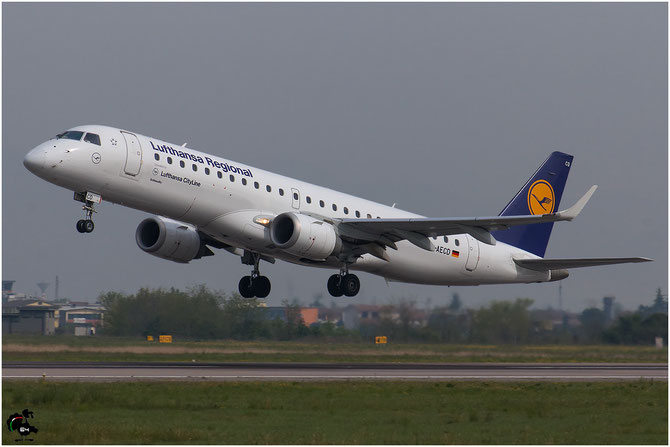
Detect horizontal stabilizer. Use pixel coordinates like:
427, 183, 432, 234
514, 257, 652, 271
337, 186, 598, 251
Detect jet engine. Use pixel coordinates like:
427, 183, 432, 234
270, 212, 341, 260
135, 216, 208, 263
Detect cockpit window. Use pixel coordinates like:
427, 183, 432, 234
84, 133, 101, 146
56, 130, 84, 141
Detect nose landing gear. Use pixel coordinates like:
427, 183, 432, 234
74, 191, 100, 234
327, 265, 360, 297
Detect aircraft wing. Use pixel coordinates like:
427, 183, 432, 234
514, 257, 653, 271
336, 186, 598, 250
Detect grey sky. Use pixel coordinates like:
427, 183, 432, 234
3, 3, 667, 311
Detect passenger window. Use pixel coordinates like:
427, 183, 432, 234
319, 200, 325, 208
455, 239, 460, 247
84, 133, 101, 146
217, 171, 222, 179
205, 167, 210, 175
344, 207, 349, 215
367, 214, 372, 218
266, 185, 272, 193
306, 196, 311, 204
443, 236, 448, 243
293, 192, 299, 200
242, 178, 247, 185
254, 182, 259, 189
192, 164, 197, 172
180, 160, 185, 168
56, 130, 84, 141
279, 188, 284, 196
355, 211, 360, 218
167, 157, 173, 165
154, 154, 160, 161
332, 204, 337, 211
229, 175, 235, 182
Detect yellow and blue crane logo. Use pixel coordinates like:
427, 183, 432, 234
527, 180, 555, 215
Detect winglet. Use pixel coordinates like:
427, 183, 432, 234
557, 185, 597, 221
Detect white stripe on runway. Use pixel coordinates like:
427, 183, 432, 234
3, 374, 664, 381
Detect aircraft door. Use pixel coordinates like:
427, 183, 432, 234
465, 234, 480, 271
291, 188, 300, 210
121, 131, 142, 176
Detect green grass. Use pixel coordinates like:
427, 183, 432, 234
2, 381, 667, 444
3, 335, 667, 364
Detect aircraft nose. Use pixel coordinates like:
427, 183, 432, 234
23, 147, 46, 173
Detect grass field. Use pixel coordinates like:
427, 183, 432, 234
3, 335, 667, 363
2, 380, 666, 444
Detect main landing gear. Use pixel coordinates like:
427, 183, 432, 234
238, 251, 271, 299
74, 192, 99, 234
327, 266, 360, 297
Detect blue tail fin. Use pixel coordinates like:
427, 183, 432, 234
491, 151, 574, 257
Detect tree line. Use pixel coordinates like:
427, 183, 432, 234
99, 286, 349, 341
361, 296, 667, 345
98, 286, 667, 345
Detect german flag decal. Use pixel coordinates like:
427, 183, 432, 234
452, 250, 460, 258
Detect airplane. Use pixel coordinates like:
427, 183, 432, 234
23, 125, 651, 299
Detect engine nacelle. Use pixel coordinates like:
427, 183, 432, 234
135, 216, 203, 263
270, 212, 341, 260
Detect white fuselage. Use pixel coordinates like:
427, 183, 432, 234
24, 125, 549, 286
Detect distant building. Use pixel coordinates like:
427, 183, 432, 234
299, 308, 319, 326
530, 308, 580, 331
317, 307, 343, 325
264, 307, 287, 321
2, 280, 29, 302
262, 306, 321, 327
56, 305, 105, 335
603, 296, 615, 324
66, 301, 94, 307
342, 305, 383, 329
2, 280, 15, 296
2, 300, 58, 335
342, 304, 431, 329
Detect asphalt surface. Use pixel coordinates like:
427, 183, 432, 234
3, 362, 667, 382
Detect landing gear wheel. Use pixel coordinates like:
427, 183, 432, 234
239, 251, 272, 298
83, 220, 95, 233
74, 193, 99, 235
341, 274, 360, 297
254, 276, 271, 298
327, 274, 343, 297
238, 276, 254, 298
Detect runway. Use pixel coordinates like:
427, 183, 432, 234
3, 362, 667, 382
